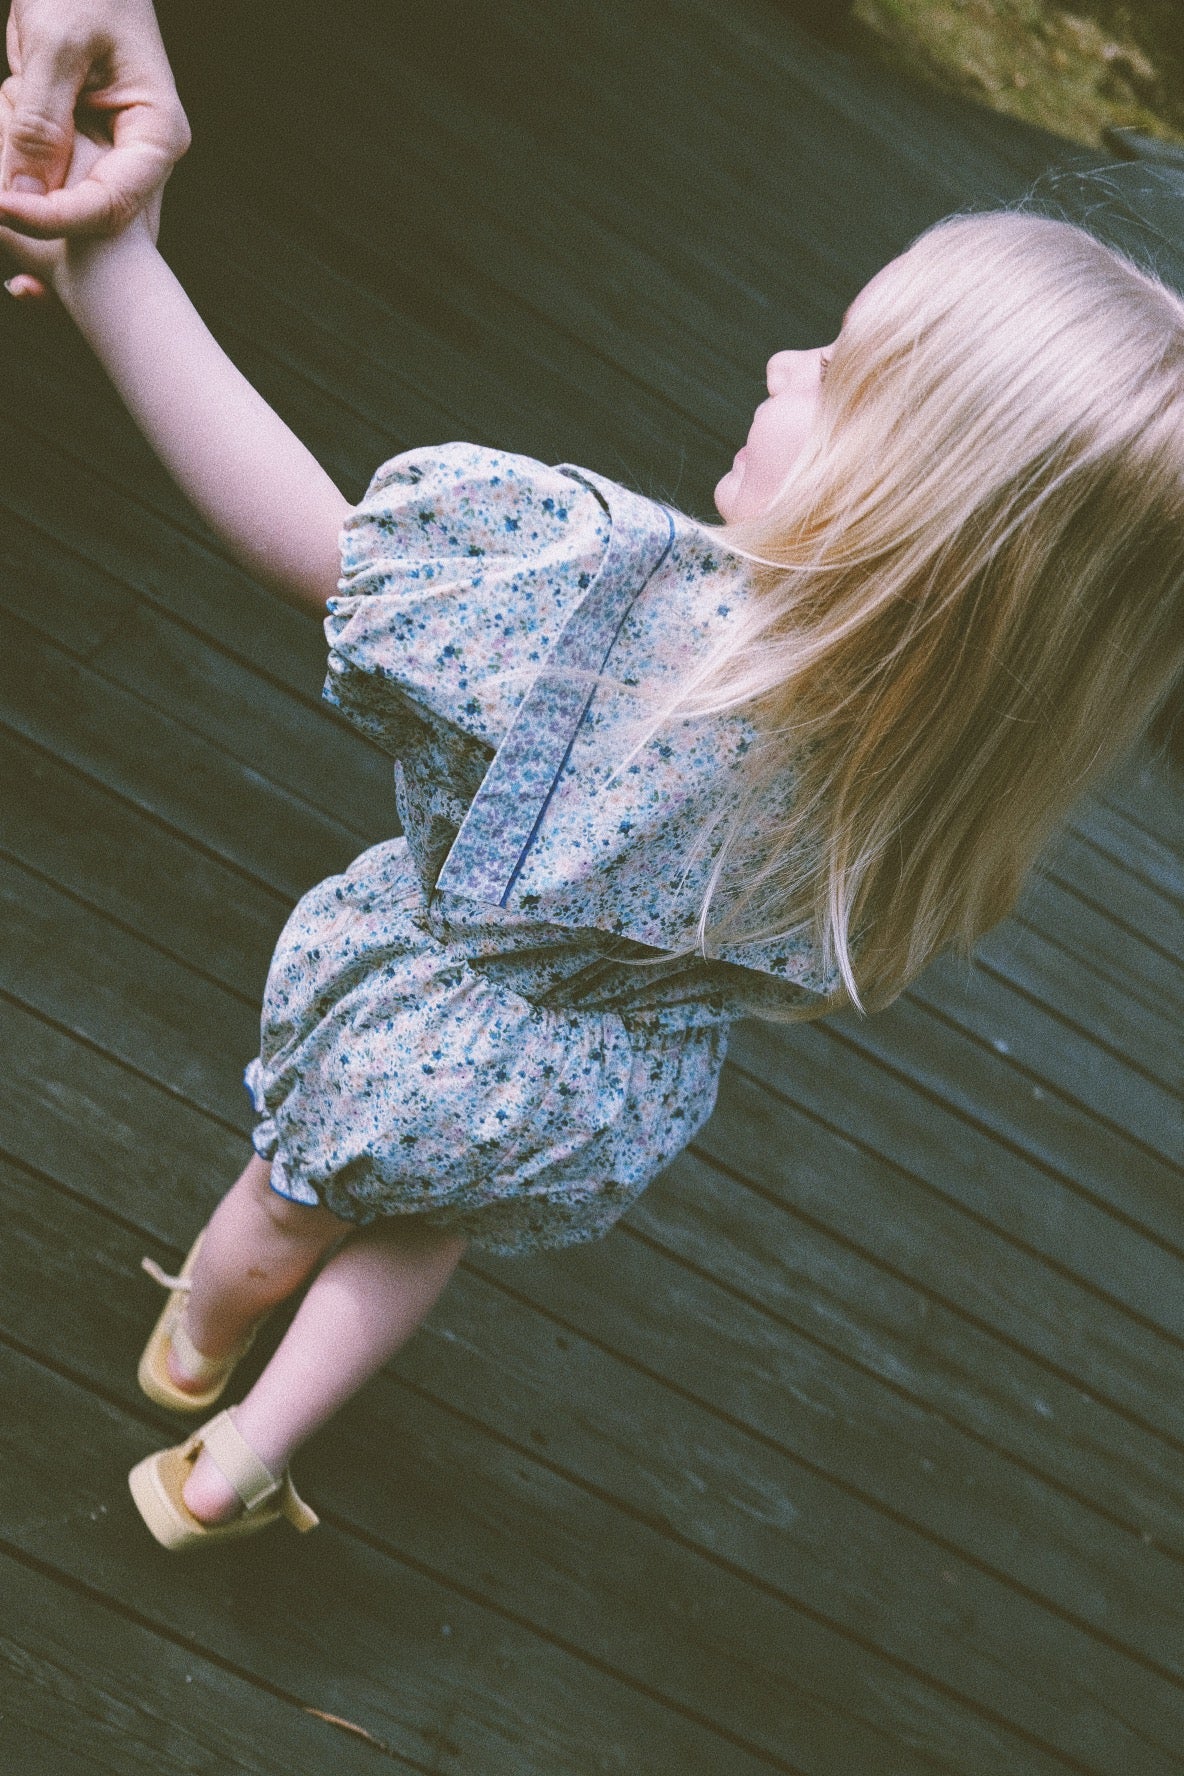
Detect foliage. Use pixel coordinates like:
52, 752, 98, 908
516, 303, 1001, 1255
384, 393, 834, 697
850, 0, 1184, 147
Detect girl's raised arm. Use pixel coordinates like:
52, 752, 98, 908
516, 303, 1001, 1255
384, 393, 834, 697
52, 223, 351, 617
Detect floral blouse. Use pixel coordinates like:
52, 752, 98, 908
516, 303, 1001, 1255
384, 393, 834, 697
246, 443, 836, 1255
323, 441, 837, 1023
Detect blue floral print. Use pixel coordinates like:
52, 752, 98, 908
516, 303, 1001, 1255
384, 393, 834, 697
246, 444, 831, 1255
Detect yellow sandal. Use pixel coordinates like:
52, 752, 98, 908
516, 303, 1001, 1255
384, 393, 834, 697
128, 1409, 319, 1550
138, 1232, 264, 1412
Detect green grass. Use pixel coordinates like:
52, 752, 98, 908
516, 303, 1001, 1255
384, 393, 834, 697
850, 0, 1184, 148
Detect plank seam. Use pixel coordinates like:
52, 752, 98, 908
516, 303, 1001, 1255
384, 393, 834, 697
13, 1127, 1184, 1644
1039, 865, 1184, 972
12, 1132, 1184, 1737
967, 955, 1182, 1122
2, 450, 373, 744
2, 609, 372, 850
677, 1138, 1184, 1559
729, 1046, 1184, 1372
815, 1016, 1184, 1268
394, 1345, 1184, 1693
0, 985, 253, 1142
0, 1537, 422, 1771
883, 996, 1182, 1196
0, 843, 262, 1012
0, 718, 292, 909
1009, 905, 1183, 1022
452, 1276, 1147, 1773
0, 1330, 820, 1776
1071, 825, 1184, 913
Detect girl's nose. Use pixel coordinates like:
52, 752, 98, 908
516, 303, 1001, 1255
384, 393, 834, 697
765, 350, 795, 395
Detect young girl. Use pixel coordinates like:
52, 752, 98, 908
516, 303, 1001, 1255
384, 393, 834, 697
4, 136, 1182, 1550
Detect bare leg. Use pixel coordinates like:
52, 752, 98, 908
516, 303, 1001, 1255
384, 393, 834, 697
182, 1217, 467, 1523
166, 1152, 347, 1390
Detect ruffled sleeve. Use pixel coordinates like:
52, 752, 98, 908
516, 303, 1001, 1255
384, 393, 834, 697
324, 442, 611, 755
323, 442, 611, 896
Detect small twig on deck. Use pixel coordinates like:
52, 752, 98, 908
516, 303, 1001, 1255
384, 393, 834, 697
303, 1705, 396, 1754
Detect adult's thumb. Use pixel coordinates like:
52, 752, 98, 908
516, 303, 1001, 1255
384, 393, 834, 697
0, 46, 88, 196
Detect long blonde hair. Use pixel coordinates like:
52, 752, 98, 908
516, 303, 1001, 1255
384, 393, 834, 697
655, 211, 1184, 1014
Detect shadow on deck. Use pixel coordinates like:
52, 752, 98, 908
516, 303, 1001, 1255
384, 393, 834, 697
0, 1, 1181, 1771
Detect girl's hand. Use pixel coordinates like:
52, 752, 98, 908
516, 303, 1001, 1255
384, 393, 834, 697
0, 119, 158, 298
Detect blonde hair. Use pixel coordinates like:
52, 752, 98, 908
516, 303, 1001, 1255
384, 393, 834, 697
652, 211, 1184, 1014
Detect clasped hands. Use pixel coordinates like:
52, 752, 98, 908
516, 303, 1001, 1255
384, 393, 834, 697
0, 0, 187, 297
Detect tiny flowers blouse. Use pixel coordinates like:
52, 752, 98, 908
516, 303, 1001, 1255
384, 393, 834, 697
245, 443, 836, 1255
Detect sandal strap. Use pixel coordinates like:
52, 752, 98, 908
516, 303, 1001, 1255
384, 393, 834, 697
200, 1410, 281, 1511
280, 1476, 321, 1534
142, 1252, 257, 1382
142, 1255, 191, 1293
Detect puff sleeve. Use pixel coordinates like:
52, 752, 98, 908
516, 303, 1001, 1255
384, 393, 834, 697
324, 442, 611, 754
322, 442, 611, 894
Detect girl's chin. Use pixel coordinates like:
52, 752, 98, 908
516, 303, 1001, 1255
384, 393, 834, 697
714, 460, 743, 520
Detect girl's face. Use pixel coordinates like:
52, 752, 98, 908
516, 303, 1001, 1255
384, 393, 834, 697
714, 340, 837, 522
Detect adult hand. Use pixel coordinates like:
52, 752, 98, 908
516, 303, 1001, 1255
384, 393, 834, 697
0, 0, 188, 297
1, 122, 159, 296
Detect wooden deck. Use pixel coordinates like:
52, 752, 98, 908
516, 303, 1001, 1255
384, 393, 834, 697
1, 0, 1182, 1770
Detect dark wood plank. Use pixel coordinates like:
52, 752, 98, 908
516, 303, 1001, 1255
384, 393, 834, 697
0, 1550, 406, 1776
5, 1137, 1179, 1773
1072, 800, 1184, 910
754, 1003, 1184, 1270
0, 728, 282, 997
487, 1230, 1184, 1770
0, 463, 394, 844
0, 851, 257, 1128
0, 995, 238, 1241
731, 1015, 1184, 1335
0, 381, 336, 677
0, 616, 358, 900
0, 1160, 1039, 1775
970, 920, 1179, 1097
1039, 827, 1184, 970
1012, 871, 1183, 1030
1101, 755, 1184, 853
692, 1070, 1184, 1515
0, 1348, 799, 1776
906, 957, 1181, 1164
645, 1133, 1184, 1562
4, 1015, 1178, 1761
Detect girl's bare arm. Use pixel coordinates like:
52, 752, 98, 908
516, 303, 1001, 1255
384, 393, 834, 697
57, 227, 350, 616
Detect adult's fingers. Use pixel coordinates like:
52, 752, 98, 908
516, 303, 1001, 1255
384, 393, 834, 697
0, 31, 91, 197
0, 0, 190, 236
0, 132, 173, 235
0, 75, 51, 276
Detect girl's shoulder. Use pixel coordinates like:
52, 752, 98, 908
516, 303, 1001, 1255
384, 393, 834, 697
340, 441, 612, 581
325, 444, 740, 760
342, 440, 743, 589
